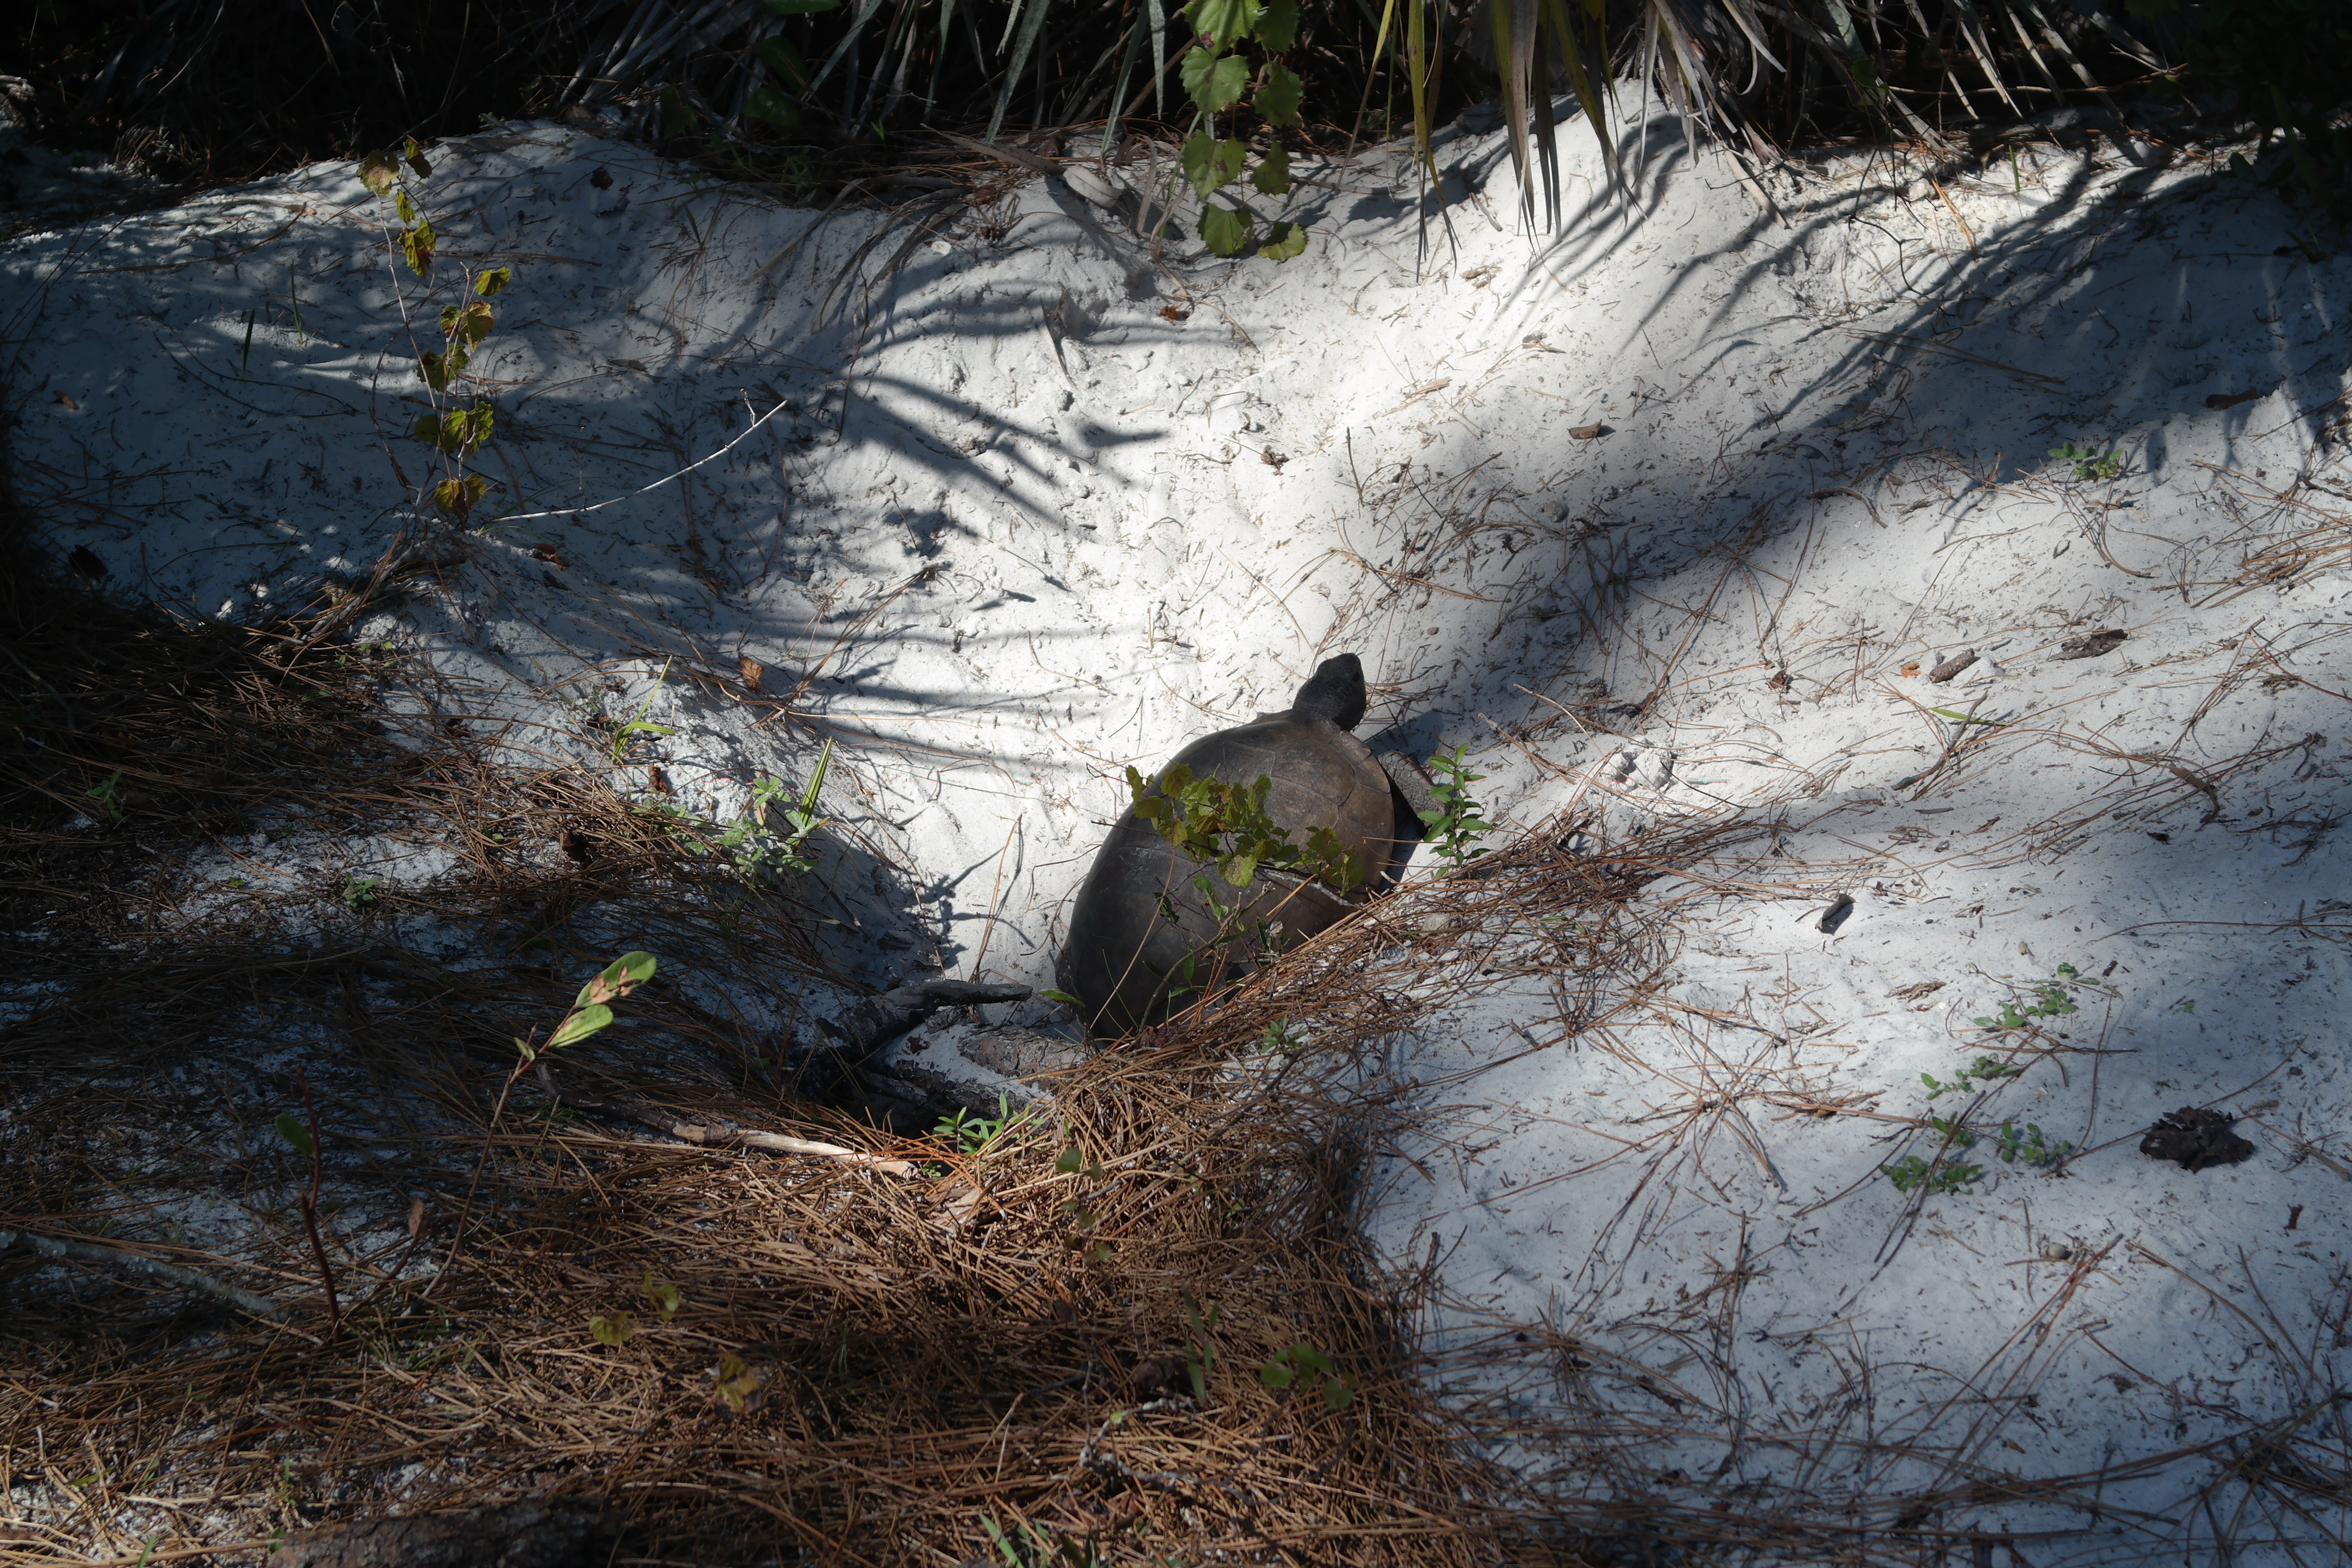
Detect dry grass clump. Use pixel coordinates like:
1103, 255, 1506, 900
0, 486, 1610, 1564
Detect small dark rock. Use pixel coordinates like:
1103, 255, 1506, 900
2055, 628, 2127, 660
2141, 1107, 2254, 1171
588, 167, 613, 190
68, 545, 106, 580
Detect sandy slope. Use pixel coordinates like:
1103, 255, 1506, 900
8, 109, 2352, 1560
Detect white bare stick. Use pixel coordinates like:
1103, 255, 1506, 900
496, 395, 793, 522
0, 1228, 288, 1319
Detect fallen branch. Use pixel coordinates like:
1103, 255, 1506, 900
553, 1093, 919, 1176
0, 1228, 286, 1319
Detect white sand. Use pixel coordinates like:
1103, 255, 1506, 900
8, 111, 2350, 1559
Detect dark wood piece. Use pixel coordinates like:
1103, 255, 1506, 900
275, 1500, 608, 1568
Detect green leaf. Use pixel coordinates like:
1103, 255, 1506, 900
641, 1271, 681, 1320
400, 220, 437, 278
1181, 47, 1250, 115
358, 151, 399, 196
402, 137, 432, 178
580, 951, 659, 1007
744, 86, 803, 128
589, 1313, 634, 1347
753, 36, 811, 90
273, 1112, 316, 1158
474, 267, 512, 297
1259, 1359, 1296, 1389
1262, 219, 1311, 259
1224, 851, 1258, 888
1181, 133, 1248, 198
1199, 202, 1253, 255
413, 414, 442, 447
1255, 62, 1303, 128
545, 1003, 614, 1051
1183, 0, 1262, 48
1041, 988, 1083, 1006
431, 474, 488, 517
1055, 1145, 1084, 1174
443, 300, 494, 346
715, 1353, 760, 1412
1256, 0, 1298, 51
1250, 141, 1292, 194
393, 189, 417, 226
416, 350, 452, 392
1323, 1373, 1358, 1411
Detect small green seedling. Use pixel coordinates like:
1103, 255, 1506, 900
713, 742, 834, 880
1258, 1015, 1302, 1055
714, 1354, 760, 1414
979, 1514, 1090, 1568
933, 1092, 1032, 1158
1181, 1291, 1218, 1399
514, 951, 658, 1064
608, 660, 678, 763
641, 1271, 681, 1322
342, 875, 382, 910
2049, 442, 2125, 483
1994, 1121, 2072, 1168
1973, 965, 2082, 1032
589, 1313, 634, 1347
85, 770, 125, 823
1418, 745, 1494, 869
1260, 1340, 1360, 1411
1882, 1112, 1984, 1194
1882, 1152, 1983, 1196
1920, 1056, 2020, 1101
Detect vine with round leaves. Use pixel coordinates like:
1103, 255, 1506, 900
1177, 0, 1308, 260
358, 139, 514, 524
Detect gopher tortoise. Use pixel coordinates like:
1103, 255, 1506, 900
1056, 654, 1430, 1038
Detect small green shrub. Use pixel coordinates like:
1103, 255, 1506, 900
1972, 964, 2083, 1032
84, 770, 125, 823
2048, 442, 2125, 483
933, 1093, 1033, 1158
2144, 0, 2352, 222
1260, 1340, 1360, 1411
1418, 745, 1493, 869
1995, 1121, 2073, 1169
1920, 1055, 2020, 1100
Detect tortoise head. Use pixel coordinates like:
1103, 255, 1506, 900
1290, 653, 1366, 730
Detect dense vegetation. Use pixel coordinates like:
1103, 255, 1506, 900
9, 0, 2347, 224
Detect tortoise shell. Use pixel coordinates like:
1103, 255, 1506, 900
1056, 655, 1406, 1039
